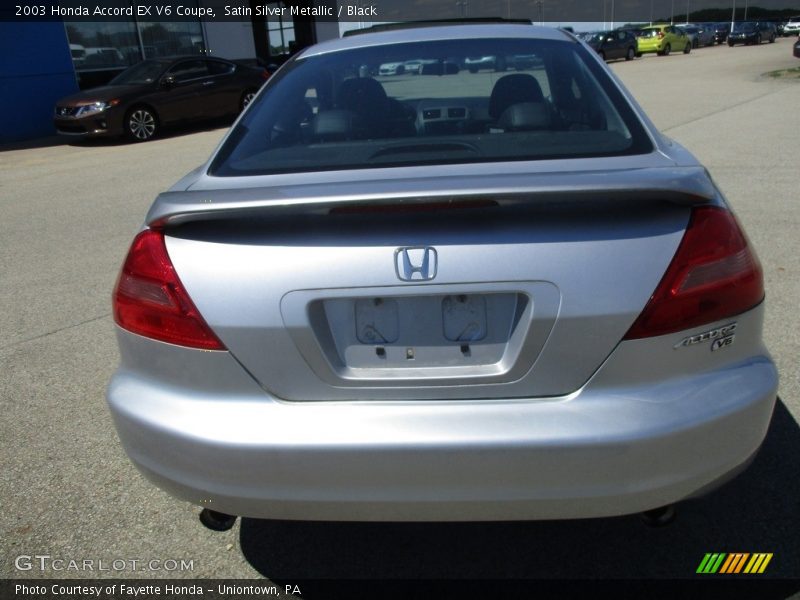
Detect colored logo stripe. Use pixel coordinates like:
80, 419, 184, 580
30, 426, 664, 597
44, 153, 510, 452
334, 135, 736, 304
744, 553, 773, 574
697, 553, 773, 574
697, 553, 726, 573
720, 553, 749, 573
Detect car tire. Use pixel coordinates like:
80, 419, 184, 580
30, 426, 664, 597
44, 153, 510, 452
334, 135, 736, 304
769, 34, 775, 43
240, 89, 257, 112
626, 47, 635, 60
728, 41, 734, 47
663, 43, 671, 56
125, 106, 158, 142
635, 51, 643, 58
756, 34, 762, 45
684, 41, 692, 54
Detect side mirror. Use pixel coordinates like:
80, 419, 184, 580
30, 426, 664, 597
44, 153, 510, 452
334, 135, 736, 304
160, 75, 175, 88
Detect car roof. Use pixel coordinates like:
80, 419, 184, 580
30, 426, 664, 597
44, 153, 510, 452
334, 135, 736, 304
299, 24, 574, 58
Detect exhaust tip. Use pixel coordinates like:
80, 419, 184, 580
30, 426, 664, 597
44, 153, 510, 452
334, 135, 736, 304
199, 508, 237, 531
640, 504, 676, 527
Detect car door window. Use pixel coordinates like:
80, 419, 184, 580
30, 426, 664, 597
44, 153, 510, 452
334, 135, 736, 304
206, 60, 235, 77
168, 60, 209, 83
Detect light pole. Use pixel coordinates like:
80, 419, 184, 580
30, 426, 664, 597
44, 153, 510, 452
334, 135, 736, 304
744, 0, 749, 21
611, 0, 615, 29
686, 0, 690, 23
456, 0, 468, 17
670, 0, 674, 24
649, 0, 654, 25
731, 0, 735, 34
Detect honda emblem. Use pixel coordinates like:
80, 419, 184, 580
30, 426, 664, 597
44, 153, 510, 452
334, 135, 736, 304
395, 247, 437, 281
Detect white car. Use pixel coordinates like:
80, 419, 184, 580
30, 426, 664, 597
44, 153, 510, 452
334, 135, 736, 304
784, 16, 800, 35
378, 61, 405, 76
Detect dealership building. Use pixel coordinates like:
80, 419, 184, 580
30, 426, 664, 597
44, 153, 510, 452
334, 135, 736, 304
0, 1, 346, 142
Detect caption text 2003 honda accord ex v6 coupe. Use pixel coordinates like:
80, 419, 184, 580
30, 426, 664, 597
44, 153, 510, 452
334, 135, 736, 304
107, 22, 778, 528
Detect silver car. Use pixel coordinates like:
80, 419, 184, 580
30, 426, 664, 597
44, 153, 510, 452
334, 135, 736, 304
108, 24, 777, 527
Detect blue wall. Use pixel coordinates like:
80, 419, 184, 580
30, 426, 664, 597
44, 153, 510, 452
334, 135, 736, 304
0, 22, 78, 143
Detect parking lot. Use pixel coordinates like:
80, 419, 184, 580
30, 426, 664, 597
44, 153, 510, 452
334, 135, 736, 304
1, 37, 799, 585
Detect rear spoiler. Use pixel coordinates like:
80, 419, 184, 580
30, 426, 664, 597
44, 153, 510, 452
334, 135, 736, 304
146, 166, 719, 228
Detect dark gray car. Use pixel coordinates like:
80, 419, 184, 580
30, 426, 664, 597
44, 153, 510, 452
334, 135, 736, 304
585, 29, 638, 60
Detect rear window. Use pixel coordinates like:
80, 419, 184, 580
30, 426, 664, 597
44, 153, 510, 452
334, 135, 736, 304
640, 29, 663, 38
210, 37, 653, 177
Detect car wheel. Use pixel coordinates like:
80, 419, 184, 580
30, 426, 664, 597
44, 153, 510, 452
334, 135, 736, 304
684, 41, 692, 54
240, 89, 257, 112
756, 34, 762, 45
769, 34, 775, 43
663, 43, 671, 56
125, 107, 157, 142
626, 47, 635, 60
636, 51, 643, 57
728, 41, 734, 47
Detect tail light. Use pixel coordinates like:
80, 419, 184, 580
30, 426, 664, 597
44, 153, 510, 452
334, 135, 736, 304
624, 206, 763, 340
113, 230, 225, 350
261, 69, 271, 80
658, 31, 665, 39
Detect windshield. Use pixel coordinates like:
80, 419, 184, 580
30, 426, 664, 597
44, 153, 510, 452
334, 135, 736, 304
109, 61, 166, 86
211, 37, 652, 177
734, 22, 757, 31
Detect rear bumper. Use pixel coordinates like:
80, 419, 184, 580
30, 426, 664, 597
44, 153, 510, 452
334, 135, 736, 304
637, 40, 665, 53
107, 319, 778, 521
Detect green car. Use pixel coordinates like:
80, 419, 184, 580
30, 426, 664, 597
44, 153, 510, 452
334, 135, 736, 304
637, 24, 692, 55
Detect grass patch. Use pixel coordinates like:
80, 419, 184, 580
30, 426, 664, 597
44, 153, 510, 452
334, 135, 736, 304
765, 66, 800, 79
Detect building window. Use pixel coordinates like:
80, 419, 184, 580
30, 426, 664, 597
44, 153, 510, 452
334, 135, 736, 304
65, 22, 139, 71
140, 21, 206, 59
63, 2, 206, 87
266, 2, 296, 57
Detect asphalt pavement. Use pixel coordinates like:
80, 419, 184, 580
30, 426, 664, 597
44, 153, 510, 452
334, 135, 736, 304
1, 37, 799, 587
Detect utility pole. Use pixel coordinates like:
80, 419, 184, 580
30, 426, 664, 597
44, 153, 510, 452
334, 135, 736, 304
455, 0, 468, 17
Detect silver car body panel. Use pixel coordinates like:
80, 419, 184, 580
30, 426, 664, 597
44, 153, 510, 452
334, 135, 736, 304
108, 303, 776, 520
107, 23, 778, 520
164, 203, 688, 400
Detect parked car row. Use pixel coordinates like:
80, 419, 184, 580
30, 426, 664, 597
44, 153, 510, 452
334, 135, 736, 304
579, 20, 795, 62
